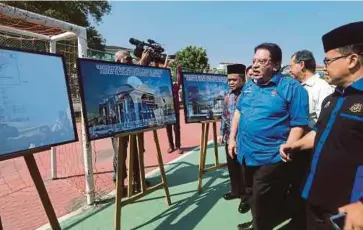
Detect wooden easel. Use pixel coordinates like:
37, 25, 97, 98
197, 121, 227, 193
114, 127, 171, 230
0, 149, 61, 230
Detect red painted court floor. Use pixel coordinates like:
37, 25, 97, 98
0, 109, 220, 230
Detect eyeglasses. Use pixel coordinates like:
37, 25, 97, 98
323, 55, 350, 66
252, 58, 271, 66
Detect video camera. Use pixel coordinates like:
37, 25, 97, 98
129, 38, 168, 63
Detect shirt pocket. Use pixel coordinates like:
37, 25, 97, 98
340, 113, 363, 122
339, 113, 363, 133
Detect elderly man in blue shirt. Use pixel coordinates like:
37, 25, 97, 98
228, 43, 309, 230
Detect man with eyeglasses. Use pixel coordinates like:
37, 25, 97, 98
245, 65, 253, 80
229, 43, 309, 230
290, 50, 334, 128
280, 21, 363, 230
284, 50, 335, 229
112, 50, 151, 193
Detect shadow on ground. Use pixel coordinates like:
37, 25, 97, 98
131, 171, 229, 230
60, 143, 231, 230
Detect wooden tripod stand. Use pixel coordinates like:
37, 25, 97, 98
197, 121, 227, 193
114, 127, 171, 230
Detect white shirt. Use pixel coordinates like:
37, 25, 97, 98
301, 74, 335, 127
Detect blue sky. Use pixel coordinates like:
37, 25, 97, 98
97, 1, 363, 67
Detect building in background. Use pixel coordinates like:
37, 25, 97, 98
214, 62, 236, 74
315, 65, 328, 79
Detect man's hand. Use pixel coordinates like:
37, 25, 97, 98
139, 49, 151, 66
217, 135, 223, 145
228, 139, 237, 159
279, 143, 293, 162
163, 58, 170, 68
339, 201, 363, 230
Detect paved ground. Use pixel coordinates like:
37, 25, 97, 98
39, 144, 254, 230
0, 109, 219, 230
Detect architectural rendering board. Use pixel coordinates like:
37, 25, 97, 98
77, 58, 177, 141
182, 72, 228, 123
0, 46, 78, 160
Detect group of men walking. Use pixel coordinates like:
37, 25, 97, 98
220, 21, 363, 230
109, 20, 363, 230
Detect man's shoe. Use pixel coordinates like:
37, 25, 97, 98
238, 199, 251, 214
237, 221, 253, 230
167, 147, 174, 153
134, 180, 152, 192
145, 180, 151, 187
176, 148, 184, 154
223, 192, 240, 200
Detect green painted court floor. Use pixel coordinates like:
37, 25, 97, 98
49, 144, 289, 230
51, 143, 251, 230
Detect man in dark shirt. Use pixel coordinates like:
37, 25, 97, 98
280, 21, 363, 230
166, 67, 183, 155
113, 50, 150, 192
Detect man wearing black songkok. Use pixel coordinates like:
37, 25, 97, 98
218, 64, 250, 214
280, 21, 363, 229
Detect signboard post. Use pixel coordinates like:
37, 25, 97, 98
181, 72, 229, 193
77, 59, 175, 229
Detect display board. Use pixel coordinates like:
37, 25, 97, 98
0, 46, 78, 160
77, 58, 177, 141
182, 72, 229, 123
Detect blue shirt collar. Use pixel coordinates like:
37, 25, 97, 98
336, 77, 363, 94
270, 73, 282, 85
253, 72, 282, 86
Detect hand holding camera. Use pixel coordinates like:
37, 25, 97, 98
129, 38, 167, 64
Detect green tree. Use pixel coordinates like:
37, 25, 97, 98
5, 1, 111, 51
169, 46, 209, 77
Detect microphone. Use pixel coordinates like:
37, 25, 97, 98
147, 39, 156, 44
129, 38, 143, 46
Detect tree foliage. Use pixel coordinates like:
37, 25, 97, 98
169, 46, 209, 75
5, 1, 111, 51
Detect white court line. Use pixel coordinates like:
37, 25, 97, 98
36, 140, 214, 230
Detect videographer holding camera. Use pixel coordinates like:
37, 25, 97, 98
129, 38, 184, 155
112, 38, 170, 193
112, 49, 153, 193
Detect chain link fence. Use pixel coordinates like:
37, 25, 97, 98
0, 31, 122, 229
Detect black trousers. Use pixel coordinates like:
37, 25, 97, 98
225, 144, 245, 195
245, 162, 291, 230
285, 150, 312, 230
166, 111, 181, 148
112, 135, 143, 185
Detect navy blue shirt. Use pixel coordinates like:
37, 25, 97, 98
236, 73, 309, 166
302, 78, 363, 212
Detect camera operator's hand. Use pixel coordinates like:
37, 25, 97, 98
139, 49, 151, 66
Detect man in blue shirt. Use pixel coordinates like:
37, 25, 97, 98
280, 21, 363, 230
228, 43, 309, 230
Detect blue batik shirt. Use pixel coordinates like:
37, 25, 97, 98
235, 73, 309, 166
